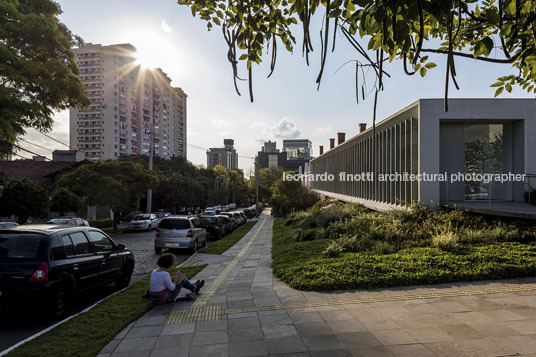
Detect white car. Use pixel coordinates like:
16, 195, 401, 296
128, 214, 159, 231
0, 222, 18, 229
204, 208, 216, 215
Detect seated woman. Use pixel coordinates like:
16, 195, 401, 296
149, 253, 204, 304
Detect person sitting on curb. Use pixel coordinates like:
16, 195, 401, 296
149, 253, 204, 304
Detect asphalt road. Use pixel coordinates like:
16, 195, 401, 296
0, 229, 191, 353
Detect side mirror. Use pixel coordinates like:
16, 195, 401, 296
116, 243, 126, 250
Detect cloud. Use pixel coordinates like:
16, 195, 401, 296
210, 119, 231, 128
249, 122, 266, 129
161, 20, 171, 33
314, 126, 333, 135
264, 118, 301, 139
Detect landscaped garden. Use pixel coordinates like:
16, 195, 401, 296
272, 200, 536, 291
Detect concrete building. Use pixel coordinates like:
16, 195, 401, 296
258, 140, 286, 169
70, 43, 187, 161
310, 99, 536, 218
283, 139, 312, 159
207, 139, 239, 170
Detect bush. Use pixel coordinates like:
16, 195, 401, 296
89, 219, 113, 229
432, 230, 459, 250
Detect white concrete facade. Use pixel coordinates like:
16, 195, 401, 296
70, 43, 187, 161
310, 99, 536, 211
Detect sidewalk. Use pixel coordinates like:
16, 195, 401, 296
99, 211, 536, 356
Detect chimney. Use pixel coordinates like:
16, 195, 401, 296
329, 138, 335, 149
337, 132, 346, 145
359, 123, 367, 133
319, 145, 324, 155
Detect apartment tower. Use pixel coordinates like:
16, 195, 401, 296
70, 43, 187, 161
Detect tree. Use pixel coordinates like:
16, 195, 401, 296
50, 187, 82, 216
57, 160, 159, 216
153, 174, 208, 212
0, 178, 49, 223
0, 0, 90, 142
271, 174, 318, 216
177, 0, 536, 113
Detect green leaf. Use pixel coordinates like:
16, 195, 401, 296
354, 0, 371, 6
494, 86, 504, 97
474, 37, 494, 58
505, 83, 512, 93
239, 54, 248, 60
490, 81, 503, 87
486, 8, 500, 25
424, 63, 437, 69
419, 67, 427, 77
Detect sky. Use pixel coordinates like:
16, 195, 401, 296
21, 0, 534, 171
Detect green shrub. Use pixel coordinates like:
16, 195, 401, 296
432, 230, 459, 250
89, 219, 113, 229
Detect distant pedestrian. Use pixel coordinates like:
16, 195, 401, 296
149, 253, 204, 304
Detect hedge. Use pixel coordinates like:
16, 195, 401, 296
88, 219, 113, 229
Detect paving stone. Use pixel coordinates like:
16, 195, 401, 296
503, 319, 536, 335
493, 335, 536, 354
111, 351, 150, 357
310, 350, 353, 357
358, 318, 400, 331
195, 319, 228, 332
438, 324, 488, 340
258, 312, 292, 327
228, 327, 264, 342
294, 321, 334, 336
227, 312, 258, 319
115, 337, 157, 353
192, 330, 228, 346
134, 315, 168, 327
228, 316, 261, 330
263, 336, 308, 355
149, 347, 190, 357
228, 340, 268, 357
153, 334, 192, 350
326, 319, 366, 334
371, 329, 419, 345
126, 326, 163, 339
189, 343, 228, 357
405, 326, 454, 343
100, 339, 121, 354
160, 322, 195, 336
289, 311, 324, 323
301, 334, 344, 351
478, 309, 526, 321
318, 309, 354, 322
349, 345, 394, 357
386, 343, 435, 357
337, 331, 383, 349
431, 301, 472, 313
470, 321, 520, 337
261, 324, 298, 339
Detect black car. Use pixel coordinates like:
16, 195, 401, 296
199, 215, 225, 239
0, 225, 135, 316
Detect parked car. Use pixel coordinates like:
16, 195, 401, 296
0, 222, 18, 229
153, 212, 171, 220
0, 225, 134, 316
216, 215, 233, 234
219, 212, 238, 230
238, 211, 247, 223
155, 216, 207, 253
46, 217, 89, 227
231, 212, 245, 226
199, 216, 225, 239
243, 208, 255, 219
228, 203, 237, 210
204, 207, 216, 216
128, 214, 159, 231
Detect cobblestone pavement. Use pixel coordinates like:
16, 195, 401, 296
110, 230, 191, 277
101, 212, 536, 357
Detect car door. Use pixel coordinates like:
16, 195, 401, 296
87, 230, 124, 283
60, 231, 101, 290
192, 218, 206, 244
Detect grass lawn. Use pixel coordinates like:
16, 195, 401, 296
6, 264, 206, 357
272, 202, 536, 291
199, 221, 258, 255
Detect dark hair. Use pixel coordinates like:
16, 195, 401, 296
157, 253, 175, 269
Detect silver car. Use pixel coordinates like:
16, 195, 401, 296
129, 214, 159, 231
46, 217, 89, 226
154, 216, 207, 254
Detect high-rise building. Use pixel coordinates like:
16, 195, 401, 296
282, 139, 312, 159
69, 43, 187, 161
207, 139, 239, 170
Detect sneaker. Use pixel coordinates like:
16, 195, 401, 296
194, 280, 205, 294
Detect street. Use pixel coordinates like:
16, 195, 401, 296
0, 230, 191, 353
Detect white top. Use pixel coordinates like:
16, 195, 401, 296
149, 269, 175, 292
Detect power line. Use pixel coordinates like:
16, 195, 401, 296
11, 152, 31, 160
18, 138, 53, 152
30, 129, 71, 149
0, 140, 51, 161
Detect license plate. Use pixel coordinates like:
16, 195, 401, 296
165, 243, 179, 247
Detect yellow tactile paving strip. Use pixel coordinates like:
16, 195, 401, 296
222, 283, 536, 315
165, 219, 266, 325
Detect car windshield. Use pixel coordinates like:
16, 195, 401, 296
201, 217, 218, 224
159, 219, 190, 230
134, 215, 151, 220
0, 233, 45, 261
49, 219, 70, 224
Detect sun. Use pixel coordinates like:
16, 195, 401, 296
128, 30, 171, 69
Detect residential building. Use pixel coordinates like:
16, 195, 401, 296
258, 141, 286, 169
257, 140, 311, 172
310, 99, 536, 218
207, 139, 239, 170
69, 43, 187, 161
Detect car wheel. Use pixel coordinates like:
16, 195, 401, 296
192, 240, 198, 253
115, 266, 133, 289
155, 247, 162, 254
52, 286, 70, 317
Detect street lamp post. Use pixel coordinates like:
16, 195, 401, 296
146, 129, 153, 214
255, 156, 259, 217
231, 182, 235, 204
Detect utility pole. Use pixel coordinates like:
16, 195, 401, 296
146, 129, 153, 214
255, 156, 259, 217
